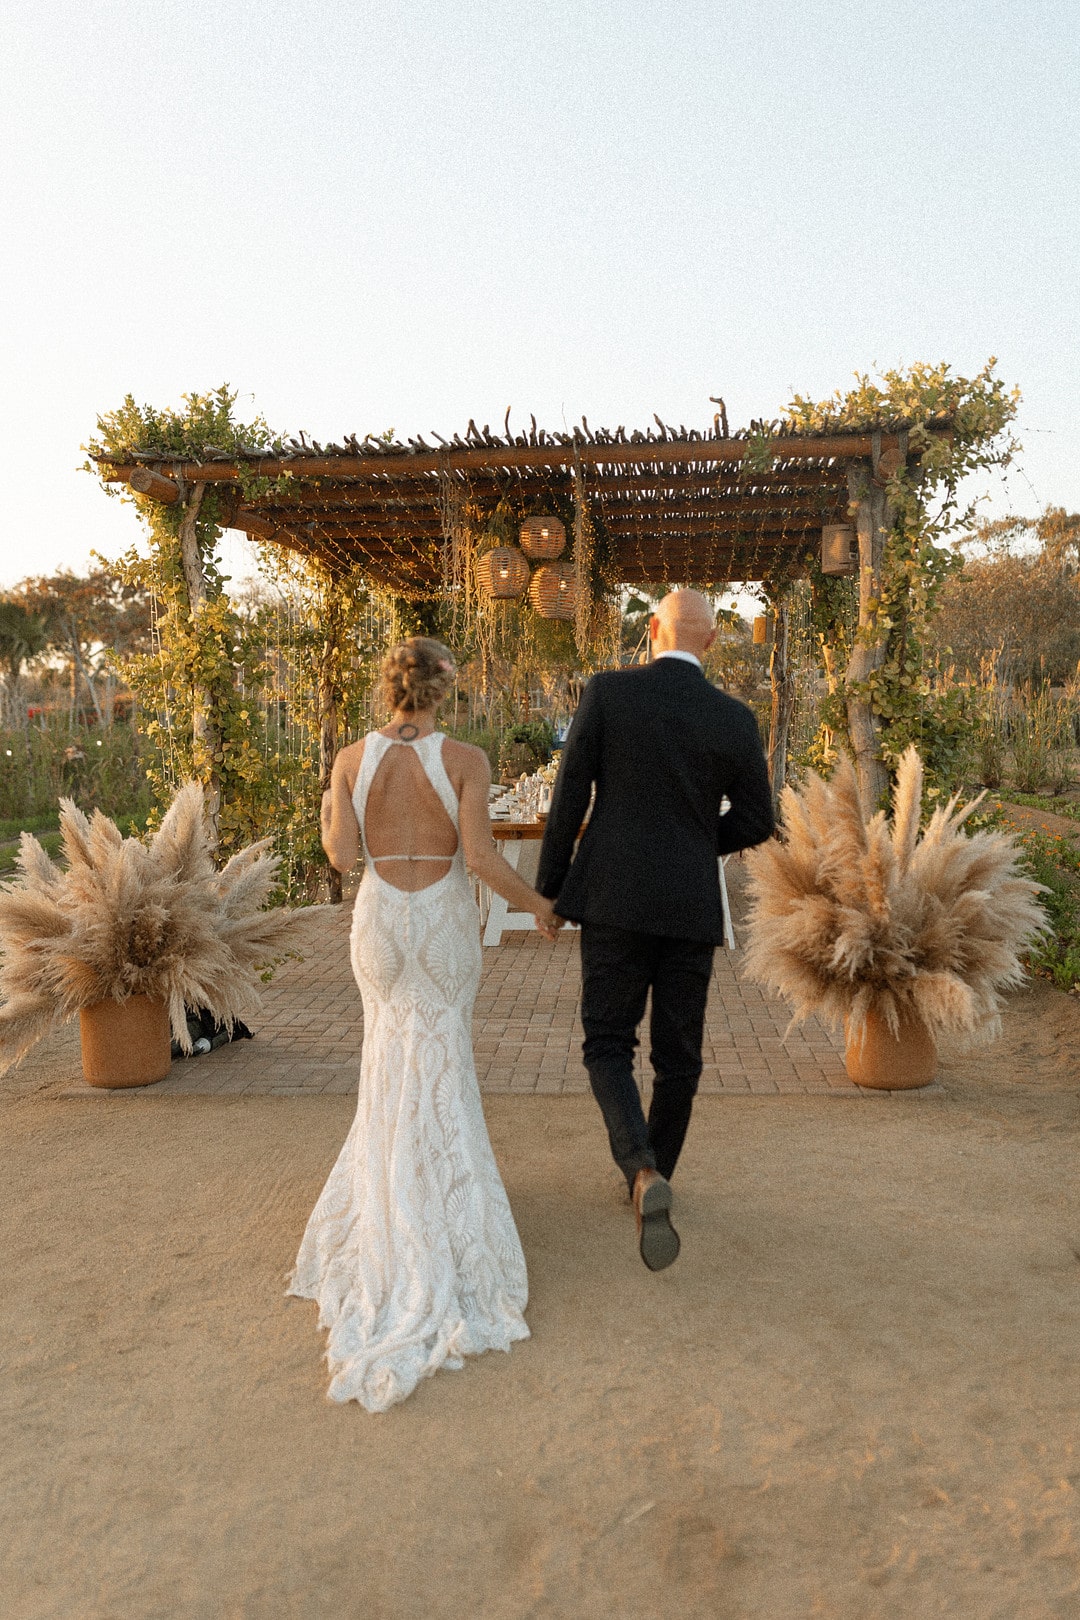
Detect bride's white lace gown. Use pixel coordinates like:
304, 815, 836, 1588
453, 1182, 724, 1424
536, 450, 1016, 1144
288, 731, 529, 1410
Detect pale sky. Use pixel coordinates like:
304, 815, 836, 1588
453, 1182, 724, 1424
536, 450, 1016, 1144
1, 0, 1076, 589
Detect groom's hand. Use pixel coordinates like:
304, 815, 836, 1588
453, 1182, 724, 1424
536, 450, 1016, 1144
534, 897, 563, 941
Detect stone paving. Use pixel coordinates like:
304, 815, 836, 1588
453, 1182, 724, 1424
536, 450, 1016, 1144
143, 861, 867, 1099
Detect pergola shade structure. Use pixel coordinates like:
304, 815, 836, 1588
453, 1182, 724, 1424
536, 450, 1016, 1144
98, 416, 933, 595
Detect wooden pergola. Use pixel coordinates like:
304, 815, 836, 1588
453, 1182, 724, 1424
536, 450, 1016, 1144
97, 411, 949, 817
96, 415, 924, 595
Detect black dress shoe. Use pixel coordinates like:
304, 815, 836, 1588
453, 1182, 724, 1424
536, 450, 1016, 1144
632, 1169, 680, 1271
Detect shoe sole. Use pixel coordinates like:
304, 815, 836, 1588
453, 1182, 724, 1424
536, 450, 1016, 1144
638, 1178, 680, 1272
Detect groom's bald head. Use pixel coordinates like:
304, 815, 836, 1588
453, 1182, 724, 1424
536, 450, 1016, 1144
649, 589, 716, 658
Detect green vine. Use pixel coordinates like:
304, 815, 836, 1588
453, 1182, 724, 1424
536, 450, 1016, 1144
784, 361, 1021, 791
84, 389, 382, 893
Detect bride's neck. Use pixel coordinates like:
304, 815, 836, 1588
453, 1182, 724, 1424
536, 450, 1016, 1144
381, 706, 438, 741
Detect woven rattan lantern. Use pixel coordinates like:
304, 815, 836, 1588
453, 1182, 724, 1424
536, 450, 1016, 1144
475, 545, 530, 600
519, 514, 567, 561
821, 524, 858, 577
528, 561, 578, 621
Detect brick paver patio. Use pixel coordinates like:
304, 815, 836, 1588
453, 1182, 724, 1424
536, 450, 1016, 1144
142, 860, 874, 1099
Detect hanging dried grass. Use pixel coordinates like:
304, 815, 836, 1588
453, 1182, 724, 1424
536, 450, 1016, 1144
0, 782, 303, 1073
742, 746, 1048, 1045
571, 456, 594, 659
438, 465, 474, 642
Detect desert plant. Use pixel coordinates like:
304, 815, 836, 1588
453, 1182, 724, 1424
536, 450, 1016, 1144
1014, 827, 1080, 992
1010, 684, 1061, 794
0, 782, 300, 1072
973, 679, 1008, 789
742, 746, 1047, 1044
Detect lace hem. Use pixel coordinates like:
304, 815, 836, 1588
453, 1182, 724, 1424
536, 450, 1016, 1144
286, 1272, 530, 1410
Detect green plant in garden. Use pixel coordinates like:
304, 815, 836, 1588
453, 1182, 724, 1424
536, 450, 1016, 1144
0, 722, 150, 825
501, 719, 556, 764
785, 361, 1021, 798
85, 389, 282, 854
1015, 827, 1080, 991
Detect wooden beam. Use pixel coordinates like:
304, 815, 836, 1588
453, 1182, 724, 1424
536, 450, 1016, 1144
590, 468, 842, 495
129, 467, 180, 503
98, 432, 907, 486
603, 517, 825, 537
228, 511, 280, 540
243, 468, 845, 508
599, 494, 842, 518
843, 458, 894, 810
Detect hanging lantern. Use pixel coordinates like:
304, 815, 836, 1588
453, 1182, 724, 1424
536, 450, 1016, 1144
519, 514, 567, 560
821, 524, 858, 577
475, 545, 529, 600
752, 616, 768, 645
528, 561, 578, 621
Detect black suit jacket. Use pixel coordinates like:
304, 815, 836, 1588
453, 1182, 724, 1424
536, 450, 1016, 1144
536, 657, 775, 944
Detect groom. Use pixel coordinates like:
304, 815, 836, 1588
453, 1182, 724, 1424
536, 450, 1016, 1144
536, 589, 774, 1270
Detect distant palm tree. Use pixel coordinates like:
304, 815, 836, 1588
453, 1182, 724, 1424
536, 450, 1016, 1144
0, 598, 48, 683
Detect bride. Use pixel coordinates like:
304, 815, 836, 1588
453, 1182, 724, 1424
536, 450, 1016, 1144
288, 636, 558, 1410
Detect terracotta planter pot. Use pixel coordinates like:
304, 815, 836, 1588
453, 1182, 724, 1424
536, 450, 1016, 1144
79, 995, 172, 1089
844, 1008, 937, 1090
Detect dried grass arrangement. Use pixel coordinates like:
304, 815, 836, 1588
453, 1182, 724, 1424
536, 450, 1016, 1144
743, 747, 1048, 1046
0, 783, 301, 1073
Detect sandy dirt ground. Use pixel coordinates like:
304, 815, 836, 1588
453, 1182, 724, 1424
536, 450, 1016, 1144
3, 983, 1080, 1620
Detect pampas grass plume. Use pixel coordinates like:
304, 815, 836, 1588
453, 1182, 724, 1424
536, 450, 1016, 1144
743, 747, 1048, 1045
0, 782, 303, 1072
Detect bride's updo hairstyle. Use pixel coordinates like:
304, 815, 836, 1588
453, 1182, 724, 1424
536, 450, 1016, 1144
380, 636, 457, 714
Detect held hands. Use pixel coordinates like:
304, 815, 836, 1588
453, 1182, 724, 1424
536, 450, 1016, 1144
533, 896, 564, 942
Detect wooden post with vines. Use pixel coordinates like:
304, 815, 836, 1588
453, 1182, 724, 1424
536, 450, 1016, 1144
844, 436, 903, 811
176, 478, 224, 832
317, 564, 347, 904
766, 593, 796, 809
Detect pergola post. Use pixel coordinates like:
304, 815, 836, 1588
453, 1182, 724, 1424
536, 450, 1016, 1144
317, 564, 347, 905
766, 592, 795, 810
844, 435, 904, 811
176, 479, 223, 836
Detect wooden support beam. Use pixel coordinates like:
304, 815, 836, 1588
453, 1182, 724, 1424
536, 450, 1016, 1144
604, 517, 825, 538
228, 511, 280, 540
843, 455, 897, 811
245, 468, 845, 508
128, 467, 180, 503
98, 432, 909, 486
767, 595, 796, 810
600, 496, 843, 520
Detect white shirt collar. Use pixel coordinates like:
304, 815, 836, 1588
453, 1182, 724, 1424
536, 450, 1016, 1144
654, 649, 702, 669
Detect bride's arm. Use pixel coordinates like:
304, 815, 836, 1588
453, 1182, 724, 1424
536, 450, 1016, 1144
457, 748, 558, 933
321, 743, 363, 872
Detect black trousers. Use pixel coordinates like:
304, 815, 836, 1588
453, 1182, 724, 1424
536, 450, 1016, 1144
579, 922, 715, 1190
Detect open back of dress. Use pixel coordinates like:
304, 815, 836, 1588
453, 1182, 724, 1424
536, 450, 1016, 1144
360, 735, 459, 892
287, 729, 529, 1410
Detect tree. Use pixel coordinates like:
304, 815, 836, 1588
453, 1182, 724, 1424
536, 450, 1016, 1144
0, 598, 48, 682
782, 360, 1021, 801
14, 568, 152, 724
0, 598, 48, 725
930, 508, 1080, 685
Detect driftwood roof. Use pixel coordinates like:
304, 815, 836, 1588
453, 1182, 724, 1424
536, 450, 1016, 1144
98, 414, 926, 595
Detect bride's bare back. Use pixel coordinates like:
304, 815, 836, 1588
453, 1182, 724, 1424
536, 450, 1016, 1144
363, 743, 458, 892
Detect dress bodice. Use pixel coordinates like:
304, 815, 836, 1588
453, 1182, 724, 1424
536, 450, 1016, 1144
352, 731, 461, 867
